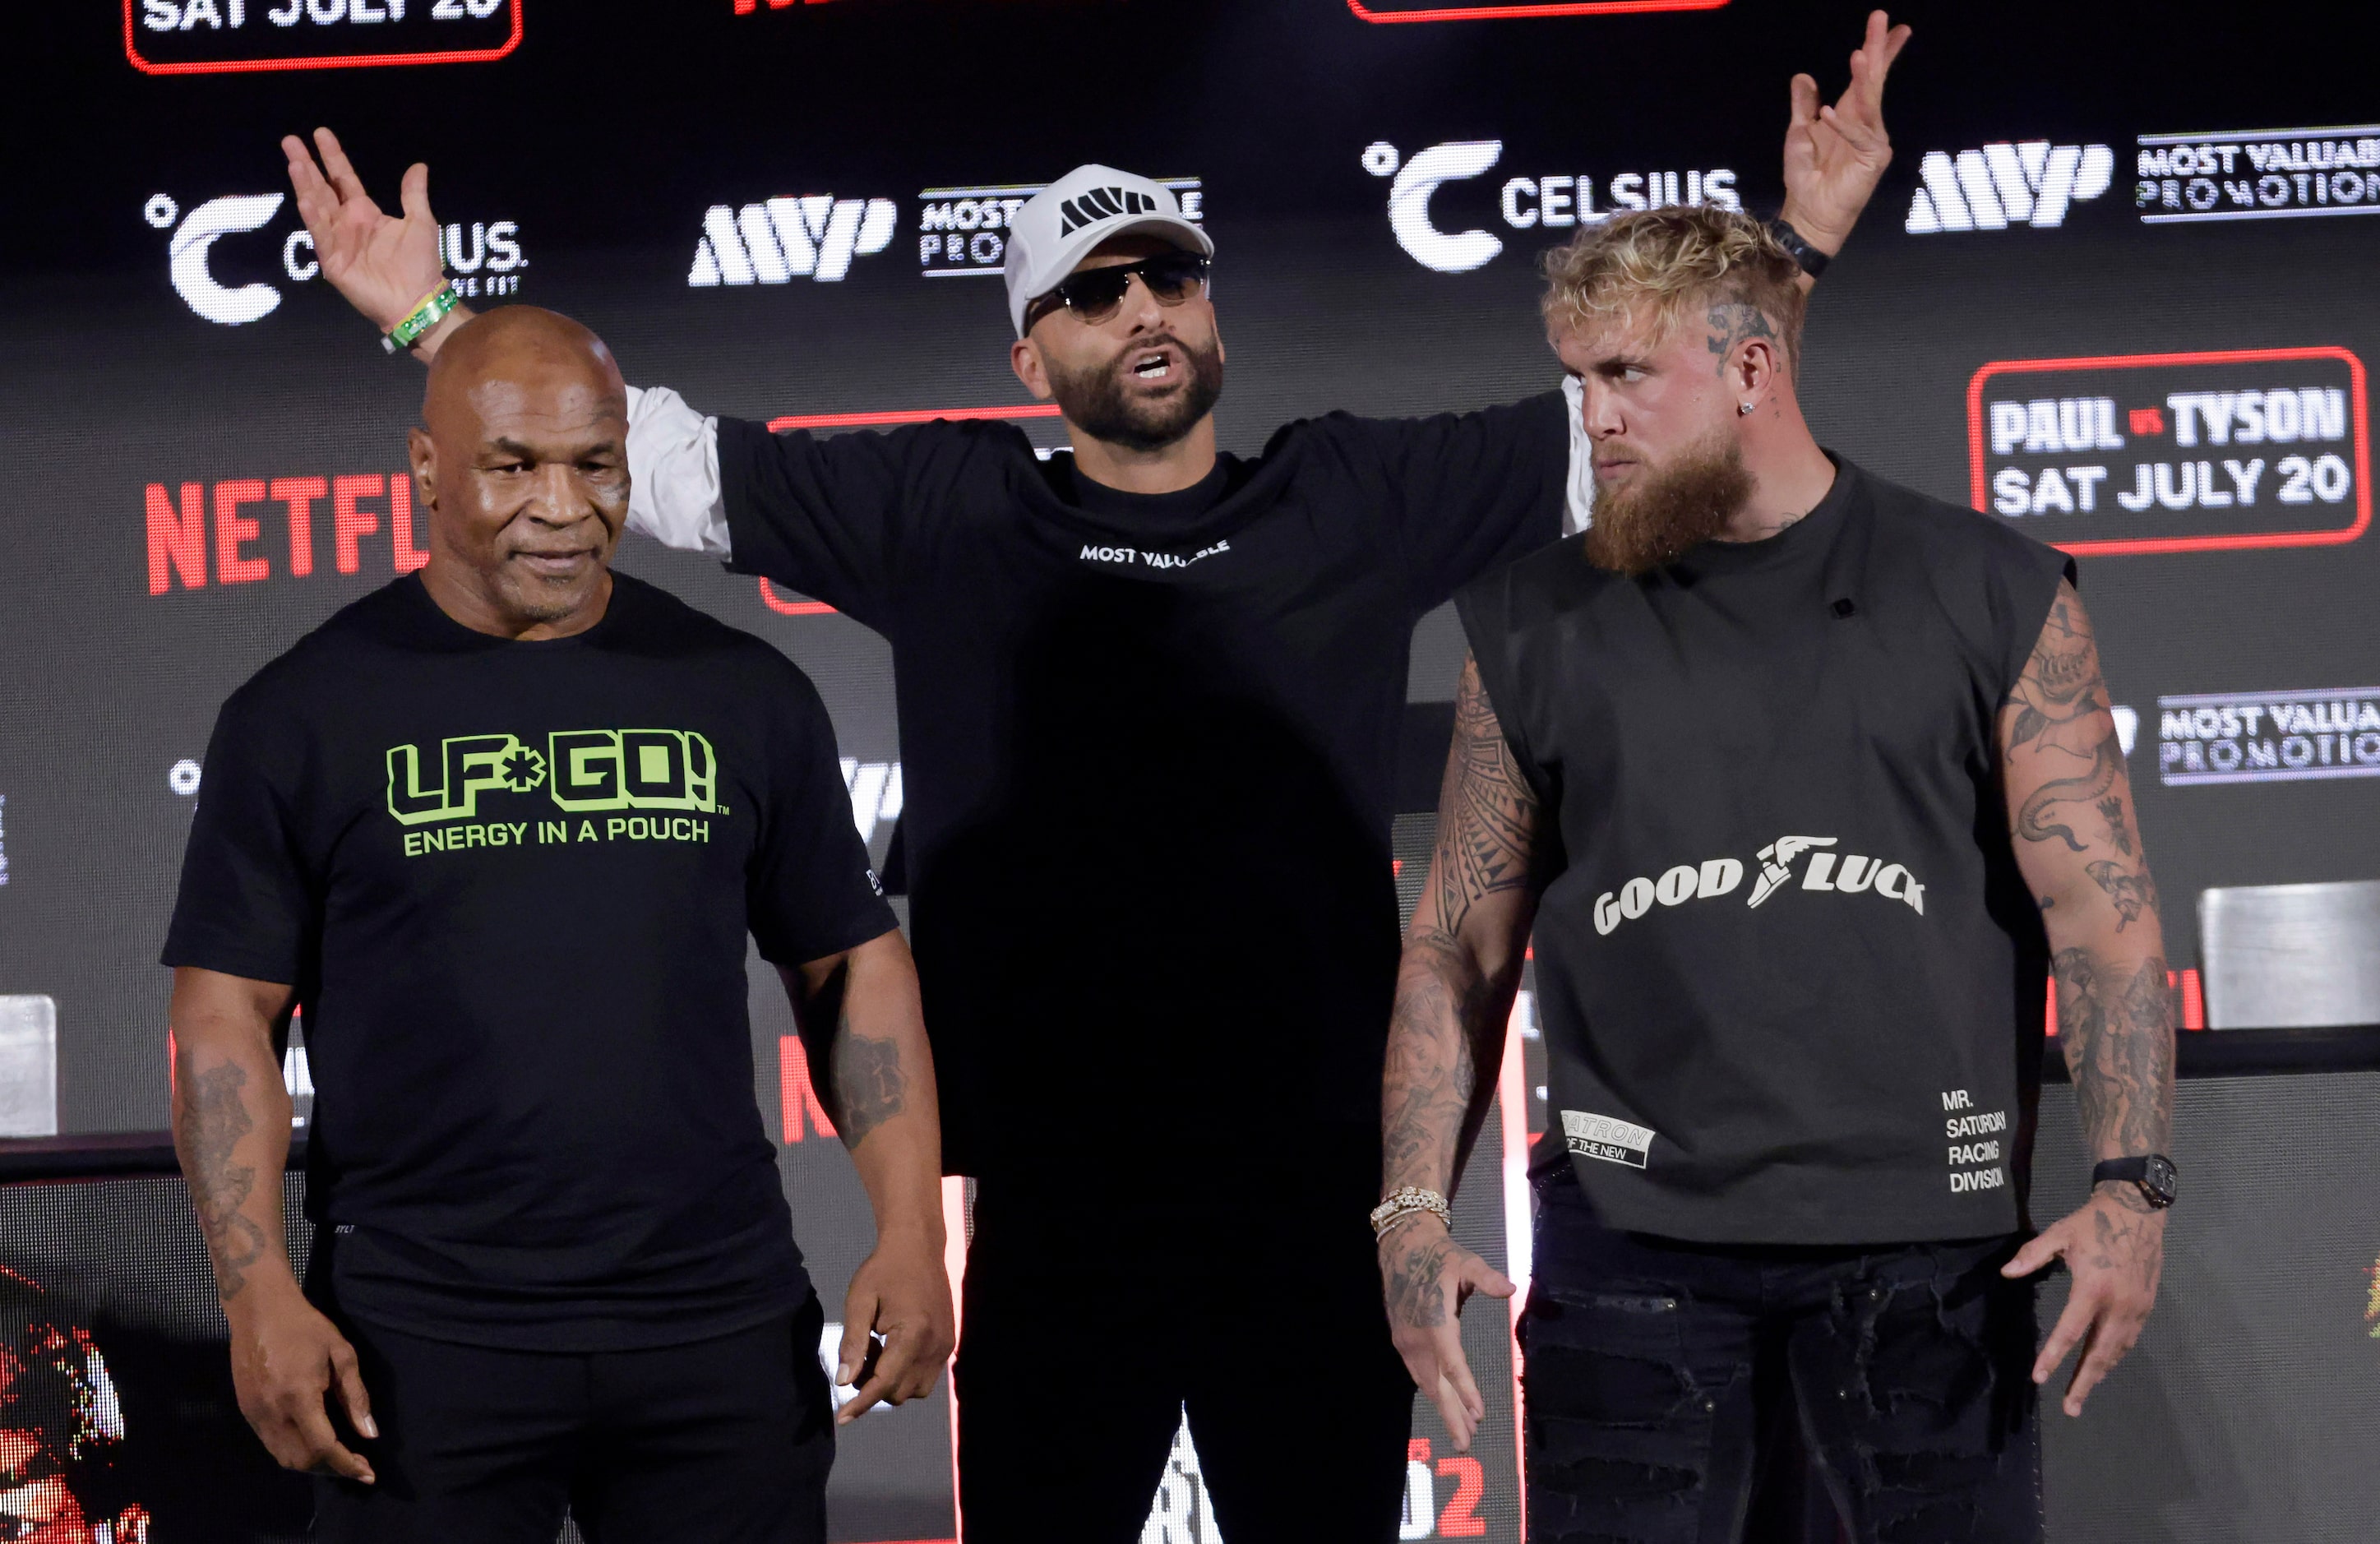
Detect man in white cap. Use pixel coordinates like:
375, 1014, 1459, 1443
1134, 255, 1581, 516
283, 15, 1904, 1534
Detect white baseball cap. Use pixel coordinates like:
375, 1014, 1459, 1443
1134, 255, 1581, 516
1003, 164, 1213, 337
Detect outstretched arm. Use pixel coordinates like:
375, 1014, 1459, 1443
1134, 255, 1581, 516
1994, 581, 2175, 1417
171, 968, 377, 1482
1777, 10, 1911, 286
781, 928, 953, 1425
282, 127, 906, 596
1379, 654, 1550, 1451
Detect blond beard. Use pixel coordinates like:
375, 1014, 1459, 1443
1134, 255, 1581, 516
1583, 429, 1755, 576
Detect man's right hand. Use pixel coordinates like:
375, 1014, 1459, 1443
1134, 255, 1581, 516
229, 1286, 378, 1484
1379, 1215, 1514, 1454
283, 127, 462, 351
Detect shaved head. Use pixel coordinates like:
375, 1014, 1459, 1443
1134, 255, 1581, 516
409, 307, 631, 640
422, 305, 625, 430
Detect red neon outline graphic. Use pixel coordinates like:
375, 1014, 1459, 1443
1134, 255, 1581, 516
764, 403, 1061, 432
752, 404, 1063, 618
1348, 0, 1725, 21
757, 579, 832, 617
1496, 1002, 1532, 1540
123, 0, 522, 76
1966, 346, 2370, 557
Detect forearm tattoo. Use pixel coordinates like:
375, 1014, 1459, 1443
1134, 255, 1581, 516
1383, 659, 1543, 1197
183, 1062, 269, 1301
1383, 939, 1489, 1193
830, 1006, 907, 1149
2052, 950, 2176, 1211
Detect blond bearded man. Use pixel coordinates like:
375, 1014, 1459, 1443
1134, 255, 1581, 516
1378, 206, 2175, 1542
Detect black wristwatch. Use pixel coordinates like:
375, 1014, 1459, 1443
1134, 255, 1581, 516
1768, 217, 1832, 279
2092, 1154, 2179, 1209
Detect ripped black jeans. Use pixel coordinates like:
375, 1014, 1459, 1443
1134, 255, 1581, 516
1521, 1179, 2041, 1544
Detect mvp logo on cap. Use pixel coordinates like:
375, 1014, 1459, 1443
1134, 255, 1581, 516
1003, 164, 1214, 336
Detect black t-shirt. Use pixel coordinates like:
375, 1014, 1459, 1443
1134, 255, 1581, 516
162, 573, 895, 1350
715, 397, 1568, 1235
1458, 458, 2073, 1246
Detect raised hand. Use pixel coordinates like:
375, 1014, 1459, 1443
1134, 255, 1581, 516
1379, 1217, 1514, 1452
2002, 1190, 2166, 1417
1780, 9, 1913, 256
282, 127, 447, 336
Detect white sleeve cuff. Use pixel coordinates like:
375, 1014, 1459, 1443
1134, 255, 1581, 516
1560, 375, 1596, 538
626, 384, 732, 559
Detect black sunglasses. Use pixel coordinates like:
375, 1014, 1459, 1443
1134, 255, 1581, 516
1028, 252, 1211, 331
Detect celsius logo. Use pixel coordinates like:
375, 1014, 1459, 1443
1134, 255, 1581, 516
1361, 140, 1738, 274
146, 192, 524, 325
1592, 835, 1925, 937
1904, 142, 2114, 233
919, 178, 1203, 277
689, 197, 899, 286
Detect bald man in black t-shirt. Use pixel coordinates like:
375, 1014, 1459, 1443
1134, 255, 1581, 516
164, 308, 952, 1543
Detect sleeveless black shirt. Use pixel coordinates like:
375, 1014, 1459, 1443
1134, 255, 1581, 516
1458, 457, 2073, 1245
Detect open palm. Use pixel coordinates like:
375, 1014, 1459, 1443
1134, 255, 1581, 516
282, 127, 445, 333
1782, 10, 1912, 249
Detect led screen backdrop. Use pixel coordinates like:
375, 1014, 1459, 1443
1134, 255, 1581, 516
2, 0, 2378, 1537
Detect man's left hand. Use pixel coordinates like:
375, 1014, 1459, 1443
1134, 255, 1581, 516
1779, 10, 1912, 256
2003, 1188, 2167, 1417
834, 1230, 954, 1425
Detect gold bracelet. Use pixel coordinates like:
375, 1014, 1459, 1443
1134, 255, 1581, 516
1369, 1186, 1452, 1238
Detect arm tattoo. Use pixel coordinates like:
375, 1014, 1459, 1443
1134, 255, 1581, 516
2084, 860, 2159, 930
1384, 1231, 1453, 1328
830, 1005, 906, 1149
1383, 657, 1546, 1200
2016, 733, 2124, 854
2053, 949, 2175, 1211
1382, 938, 1490, 1190
184, 1063, 269, 1301
2003, 589, 2108, 760
1705, 303, 1779, 377
2004, 582, 2161, 925
1432, 658, 1542, 938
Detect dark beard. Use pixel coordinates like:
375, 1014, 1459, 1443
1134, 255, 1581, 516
1045, 332, 1224, 452
1582, 431, 1754, 576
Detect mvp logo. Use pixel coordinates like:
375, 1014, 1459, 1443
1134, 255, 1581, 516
387, 730, 719, 825
689, 197, 898, 285
1055, 184, 1162, 237
1905, 141, 2114, 233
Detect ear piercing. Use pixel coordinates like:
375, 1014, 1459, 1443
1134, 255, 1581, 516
1739, 401, 1754, 415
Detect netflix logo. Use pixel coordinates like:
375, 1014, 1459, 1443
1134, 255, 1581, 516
143, 473, 427, 594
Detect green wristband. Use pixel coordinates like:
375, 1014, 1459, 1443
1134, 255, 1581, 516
382, 281, 461, 354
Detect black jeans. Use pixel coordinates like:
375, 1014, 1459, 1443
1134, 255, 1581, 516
954, 1178, 1414, 1542
311, 1299, 834, 1544
1522, 1178, 2041, 1544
